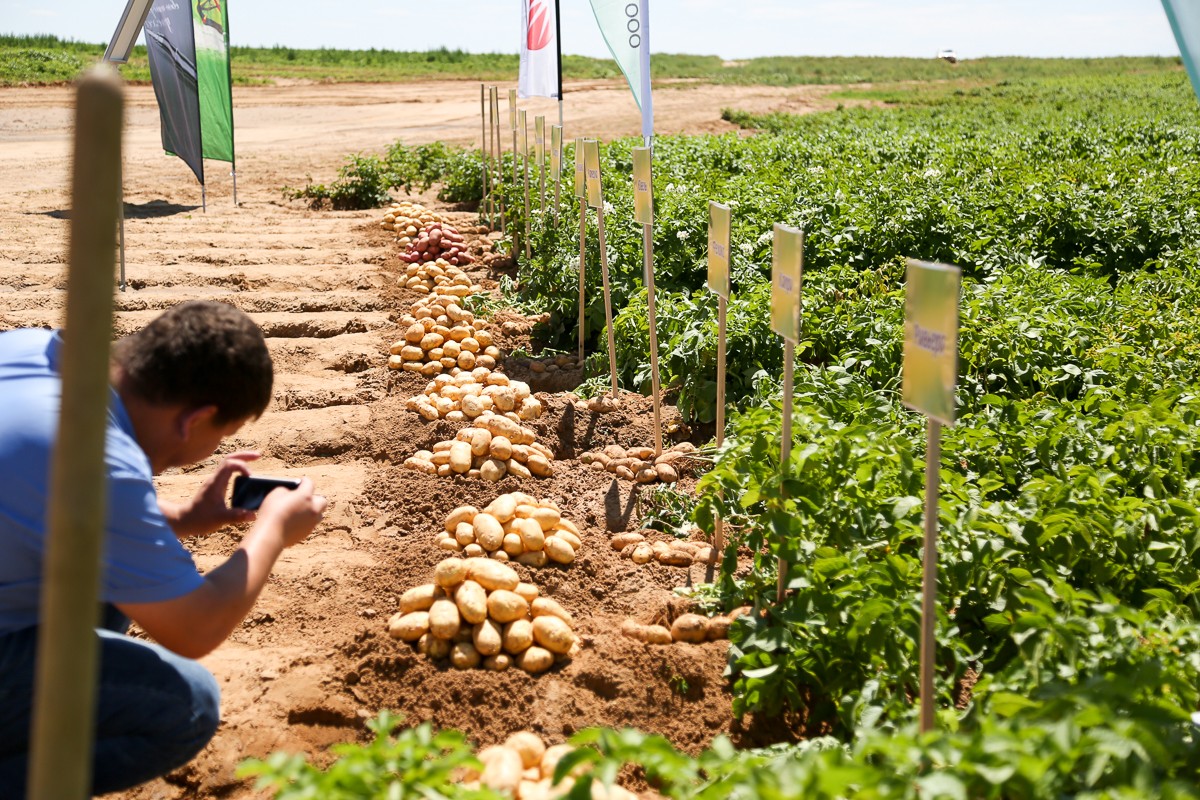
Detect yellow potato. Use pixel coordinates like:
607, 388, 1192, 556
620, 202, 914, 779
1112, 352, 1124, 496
489, 435, 514, 461
479, 745, 523, 793
387, 611, 429, 641
552, 530, 582, 552
514, 516, 545, 551
487, 590, 530, 623
467, 558, 520, 591
540, 744, 574, 780
508, 459, 533, 479
473, 619, 504, 656
454, 522, 475, 547
444, 505, 479, 533
532, 616, 576, 654
706, 616, 732, 640
530, 597, 574, 626
516, 645, 554, 674
505, 732, 547, 770
480, 458, 507, 482
450, 640, 481, 670
516, 550, 548, 568
454, 580, 488, 624
671, 614, 710, 643
514, 582, 540, 604
472, 512, 505, 552
502, 618, 535, 654
468, 428, 493, 458
610, 532, 645, 551
543, 536, 575, 565
526, 453, 553, 477
418, 632, 452, 660
449, 441, 473, 474
486, 493, 519, 523
503, 532, 525, 556
483, 653, 512, 671
399, 583, 439, 613
429, 598, 462, 639
433, 558, 468, 588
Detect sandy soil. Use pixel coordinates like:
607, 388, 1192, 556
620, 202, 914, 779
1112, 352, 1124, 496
0, 78, 836, 799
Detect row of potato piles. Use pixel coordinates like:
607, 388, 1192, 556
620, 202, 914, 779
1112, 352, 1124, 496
609, 531, 715, 567
461, 732, 636, 800
620, 608, 749, 645
387, 555, 579, 675
579, 442, 695, 484
434, 493, 582, 565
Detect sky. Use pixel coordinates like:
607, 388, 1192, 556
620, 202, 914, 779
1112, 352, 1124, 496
0, 0, 1183, 61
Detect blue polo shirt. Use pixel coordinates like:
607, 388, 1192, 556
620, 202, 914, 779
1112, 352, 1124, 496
0, 329, 204, 635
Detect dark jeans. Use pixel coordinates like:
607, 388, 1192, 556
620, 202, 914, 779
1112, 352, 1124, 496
0, 606, 220, 797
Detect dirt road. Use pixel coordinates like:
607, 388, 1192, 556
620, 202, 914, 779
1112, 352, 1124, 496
0, 78, 830, 798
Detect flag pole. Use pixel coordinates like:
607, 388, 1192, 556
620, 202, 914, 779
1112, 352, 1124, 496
555, 0, 564, 127
225, 0, 237, 207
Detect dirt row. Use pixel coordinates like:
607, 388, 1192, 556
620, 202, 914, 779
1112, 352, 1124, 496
0, 79, 826, 799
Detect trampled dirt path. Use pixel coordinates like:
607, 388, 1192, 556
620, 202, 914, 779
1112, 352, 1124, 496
0, 79, 833, 798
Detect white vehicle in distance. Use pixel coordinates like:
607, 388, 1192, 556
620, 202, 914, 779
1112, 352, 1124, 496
937, 48, 958, 64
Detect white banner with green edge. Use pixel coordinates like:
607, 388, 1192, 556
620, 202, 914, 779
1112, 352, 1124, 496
193, 0, 234, 163
1163, 0, 1200, 102
587, 0, 653, 138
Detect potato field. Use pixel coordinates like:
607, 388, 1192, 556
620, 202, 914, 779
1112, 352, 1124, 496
4, 53, 1200, 800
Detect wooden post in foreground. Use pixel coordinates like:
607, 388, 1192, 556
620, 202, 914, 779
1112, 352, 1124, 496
479, 84, 490, 228
632, 147, 661, 455
596, 206, 620, 397
920, 418, 942, 733
770, 224, 804, 605
27, 65, 123, 800
901, 257, 962, 735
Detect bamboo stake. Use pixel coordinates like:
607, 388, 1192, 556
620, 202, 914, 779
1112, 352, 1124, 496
536, 117, 546, 221
511, 127, 519, 256
27, 65, 123, 800
596, 206, 619, 396
707, 294, 727, 582
644, 221, 662, 456
578, 197, 587, 367
920, 418, 942, 734
492, 87, 505, 236
480, 84, 490, 227
777, 338, 795, 605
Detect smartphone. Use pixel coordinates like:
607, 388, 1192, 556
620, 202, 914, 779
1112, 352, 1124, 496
230, 475, 301, 511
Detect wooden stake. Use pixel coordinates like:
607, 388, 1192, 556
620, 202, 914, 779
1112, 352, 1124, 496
708, 294, 727, 579
521, 123, 532, 261
920, 418, 942, 734
596, 205, 619, 396
480, 84, 490, 227
777, 339, 795, 605
492, 88, 505, 236
27, 65, 123, 800
644, 222, 662, 456
578, 197, 587, 367
512, 128, 520, 255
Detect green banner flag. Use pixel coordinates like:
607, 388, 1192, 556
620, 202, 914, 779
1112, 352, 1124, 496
587, 0, 653, 138
1162, 0, 1200, 102
193, 0, 234, 163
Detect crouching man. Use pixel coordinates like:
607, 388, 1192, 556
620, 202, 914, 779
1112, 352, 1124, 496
0, 301, 326, 795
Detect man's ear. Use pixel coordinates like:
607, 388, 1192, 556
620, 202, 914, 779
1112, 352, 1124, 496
178, 405, 219, 440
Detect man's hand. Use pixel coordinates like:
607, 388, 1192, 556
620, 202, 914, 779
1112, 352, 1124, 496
160, 451, 261, 538
257, 477, 327, 548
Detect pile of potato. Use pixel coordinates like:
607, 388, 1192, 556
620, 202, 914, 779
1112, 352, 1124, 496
520, 353, 581, 375
388, 300, 501, 375
620, 608, 747, 645
460, 732, 636, 799
401, 257, 483, 295
435, 493, 582, 566
609, 531, 715, 567
403, 413, 554, 481
388, 557, 579, 674
407, 369, 542, 422
400, 222, 474, 266
381, 201, 449, 246
579, 442, 696, 484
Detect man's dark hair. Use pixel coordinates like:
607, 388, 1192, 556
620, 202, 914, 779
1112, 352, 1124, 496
113, 301, 273, 424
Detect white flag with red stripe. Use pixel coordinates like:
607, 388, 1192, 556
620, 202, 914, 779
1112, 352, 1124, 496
519, 0, 561, 100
